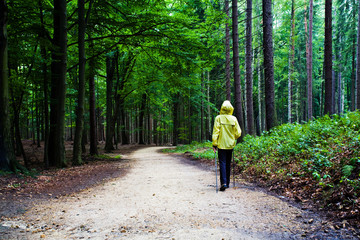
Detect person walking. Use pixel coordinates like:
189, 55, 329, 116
212, 100, 242, 191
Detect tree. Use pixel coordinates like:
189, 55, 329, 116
246, 0, 254, 135
72, 0, 86, 165
225, 0, 231, 101
0, 0, 15, 171
232, 0, 245, 140
288, 0, 295, 123
48, 0, 67, 167
262, 0, 276, 130
357, 0, 360, 110
307, 0, 313, 120
324, 0, 333, 115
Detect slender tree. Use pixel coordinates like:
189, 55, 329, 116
307, 0, 313, 120
73, 0, 86, 165
0, 0, 15, 171
262, 0, 276, 130
324, 0, 333, 115
246, 0, 254, 135
105, 54, 115, 152
357, 0, 360, 109
48, 0, 67, 167
288, 0, 295, 123
232, 0, 245, 139
225, 0, 231, 101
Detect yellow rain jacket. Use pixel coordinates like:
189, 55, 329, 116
212, 101, 242, 149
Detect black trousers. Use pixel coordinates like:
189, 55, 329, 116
218, 149, 233, 186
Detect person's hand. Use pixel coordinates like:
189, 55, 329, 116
213, 146, 217, 153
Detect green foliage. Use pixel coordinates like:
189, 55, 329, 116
164, 141, 213, 160
173, 111, 360, 212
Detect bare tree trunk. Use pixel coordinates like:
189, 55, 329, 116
262, 0, 276, 130
0, 0, 15, 171
139, 93, 146, 144
48, 0, 67, 167
232, 0, 245, 140
89, 55, 98, 155
288, 0, 295, 123
356, 0, 360, 110
324, 0, 333, 115
307, 0, 313, 120
105, 55, 115, 152
72, 0, 86, 165
246, 0, 254, 135
225, 0, 231, 101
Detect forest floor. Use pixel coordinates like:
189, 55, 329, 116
0, 144, 358, 239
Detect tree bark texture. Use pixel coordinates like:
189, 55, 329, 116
139, 93, 147, 144
357, 0, 360, 110
48, 0, 67, 167
288, 0, 295, 123
105, 55, 115, 152
225, 0, 231, 101
246, 0, 254, 135
172, 93, 180, 146
73, 0, 86, 165
232, 0, 245, 140
262, 0, 276, 130
0, 0, 15, 171
324, 0, 333, 115
307, 0, 313, 120
89, 55, 98, 155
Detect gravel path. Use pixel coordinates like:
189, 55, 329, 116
0, 147, 352, 239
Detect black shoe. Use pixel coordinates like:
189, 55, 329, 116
220, 184, 227, 191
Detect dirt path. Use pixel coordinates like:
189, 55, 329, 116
0, 147, 355, 239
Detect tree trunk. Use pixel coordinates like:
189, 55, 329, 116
139, 93, 146, 144
246, 0, 254, 135
88, 54, 98, 155
73, 0, 86, 165
39, 0, 50, 167
48, 0, 67, 167
104, 55, 115, 152
225, 0, 231, 101
357, 0, 360, 110
172, 93, 180, 146
262, 0, 276, 130
0, 0, 15, 171
232, 0, 245, 140
324, 0, 333, 115
289, 0, 295, 123
307, 0, 313, 120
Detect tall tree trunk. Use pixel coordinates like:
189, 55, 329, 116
0, 0, 15, 171
351, 32, 356, 111
104, 55, 115, 152
48, 0, 67, 167
246, 0, 254, 135
262, 0, 276, 130
307, 0, 313, 120
207, 71, 211, 140
139, 93, 146, 144
232, 0, 245, 140
357, 0, 360, 110
39, 0, 49, 167
225, 0, 231, 101
324, 0, 333, 115
88, 54, 98, 155
73, 0, 86, 165
172, 93, 180, 146
288, 0, 295, 123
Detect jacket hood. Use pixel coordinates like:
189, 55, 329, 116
219, 100, 234, 115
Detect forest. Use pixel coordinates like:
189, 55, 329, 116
0, 0, 360, 173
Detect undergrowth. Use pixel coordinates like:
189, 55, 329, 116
167, 111, 360, 225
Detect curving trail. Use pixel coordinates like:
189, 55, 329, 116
0, 147, 345, 239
